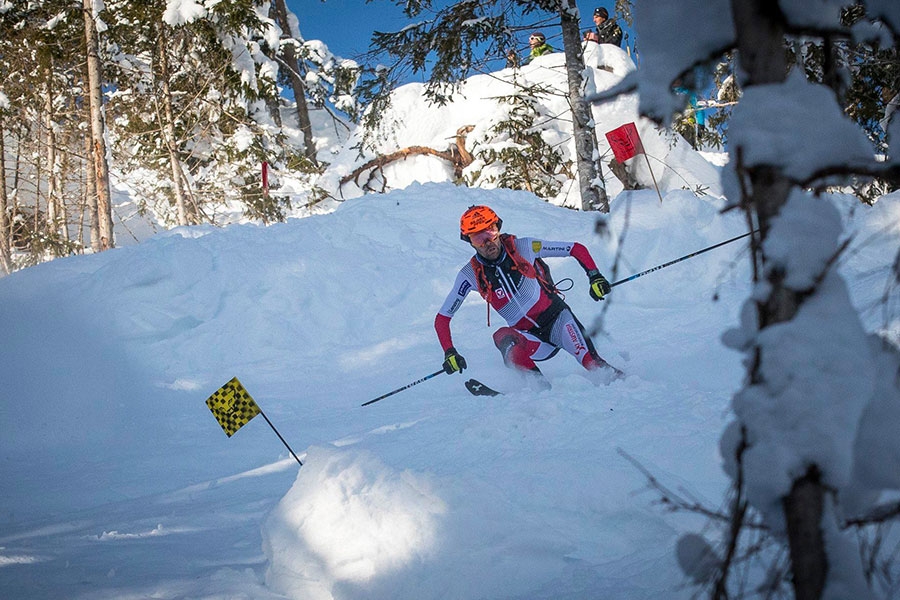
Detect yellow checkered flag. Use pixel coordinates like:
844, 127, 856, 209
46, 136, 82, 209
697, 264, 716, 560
204, 377, 303, 465
205, 377, 261, 437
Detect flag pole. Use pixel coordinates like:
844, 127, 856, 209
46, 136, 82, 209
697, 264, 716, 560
643, 153, 664, 203
257, 408, 303, 465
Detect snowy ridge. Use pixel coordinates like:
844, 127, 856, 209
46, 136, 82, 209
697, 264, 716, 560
317, 44, 723, 206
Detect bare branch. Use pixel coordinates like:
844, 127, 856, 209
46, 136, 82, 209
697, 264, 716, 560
845, 500, 900, 528
339, 125, 476, 191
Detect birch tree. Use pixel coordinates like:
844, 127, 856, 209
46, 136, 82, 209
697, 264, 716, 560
42, 58, 65, 250
0, 101, 11, 274
558, 0, 608, 211
0, 0, 89, 259
82, 0, 114, 249
156, 25, 194, 226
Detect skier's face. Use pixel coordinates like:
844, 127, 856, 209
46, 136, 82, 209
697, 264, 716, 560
470, 226, 501, 260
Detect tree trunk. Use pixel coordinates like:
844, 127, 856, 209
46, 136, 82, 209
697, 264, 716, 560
557, 0, 609, 212
44, 65, 64, 255
84, 114, 100, 253
80, 58, 100, 252
156, 28, 192, 226
608, 158, 640, 190
784, 467, 827, 600
272, 0, 318, 163
0, 120, 11, 274
83, 0, 114, 250
731, 1, 828, 597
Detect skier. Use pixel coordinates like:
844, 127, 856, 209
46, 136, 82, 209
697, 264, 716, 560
435, 205, 622, 388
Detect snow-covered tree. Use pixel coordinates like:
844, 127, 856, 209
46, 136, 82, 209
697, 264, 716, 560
466, 86, 573, 196
268, 0, 317, 162
558, 0, 609, 211
104, 0, 294, 226
628, 1, 900, 597
265, 0, 361, 162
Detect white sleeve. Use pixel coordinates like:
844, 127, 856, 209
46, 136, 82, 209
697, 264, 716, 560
437, 265, 478, 318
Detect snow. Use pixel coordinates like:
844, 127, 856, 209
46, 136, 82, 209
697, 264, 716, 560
718, 193, 900, 540
764, 190, 845, 291
727, 70, 874, 181
867, 0, 900, 33
163, 0, 207, 27
2, 180, 898, 597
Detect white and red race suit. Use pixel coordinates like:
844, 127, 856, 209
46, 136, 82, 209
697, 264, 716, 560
435, 234, 611, 372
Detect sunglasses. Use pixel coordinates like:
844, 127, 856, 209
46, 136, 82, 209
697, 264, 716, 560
469, 228, 500, 247
530, 36, 544, 42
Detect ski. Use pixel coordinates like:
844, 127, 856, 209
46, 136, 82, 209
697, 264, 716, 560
465, 378, 502, 397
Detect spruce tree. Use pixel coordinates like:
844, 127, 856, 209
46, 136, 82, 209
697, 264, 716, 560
466, 88, 572, 197
104, 0, 293, 226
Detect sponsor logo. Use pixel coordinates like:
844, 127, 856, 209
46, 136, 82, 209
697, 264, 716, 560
495, 289, 507, 299
532, 241, 542, 253
566, 323, 587, 354
450, 299, 462, 313
543, 244, 572, 253
458, 281, 472, 296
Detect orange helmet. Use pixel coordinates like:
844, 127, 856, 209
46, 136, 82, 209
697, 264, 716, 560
460, 205, 502, 241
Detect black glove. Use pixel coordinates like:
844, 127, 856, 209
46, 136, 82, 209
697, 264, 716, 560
442, 347, 467, 374
587, 269, 611, 301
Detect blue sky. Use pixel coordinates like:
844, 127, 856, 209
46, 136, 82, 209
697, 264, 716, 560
287, 0, 411, 61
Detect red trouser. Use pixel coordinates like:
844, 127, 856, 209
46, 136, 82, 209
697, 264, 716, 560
491, 307, 608, 372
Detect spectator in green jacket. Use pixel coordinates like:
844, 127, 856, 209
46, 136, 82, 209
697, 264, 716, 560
527, 32, 554, 63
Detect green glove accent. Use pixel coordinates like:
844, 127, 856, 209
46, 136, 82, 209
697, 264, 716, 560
442, 347, 467, 374
587, 269, 611, 301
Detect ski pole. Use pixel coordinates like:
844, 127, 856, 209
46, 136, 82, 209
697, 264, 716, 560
611, 230, 756, 288
361, 369, 445, 407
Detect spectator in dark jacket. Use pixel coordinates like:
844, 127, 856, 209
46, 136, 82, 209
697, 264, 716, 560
584, 6, 623, 47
